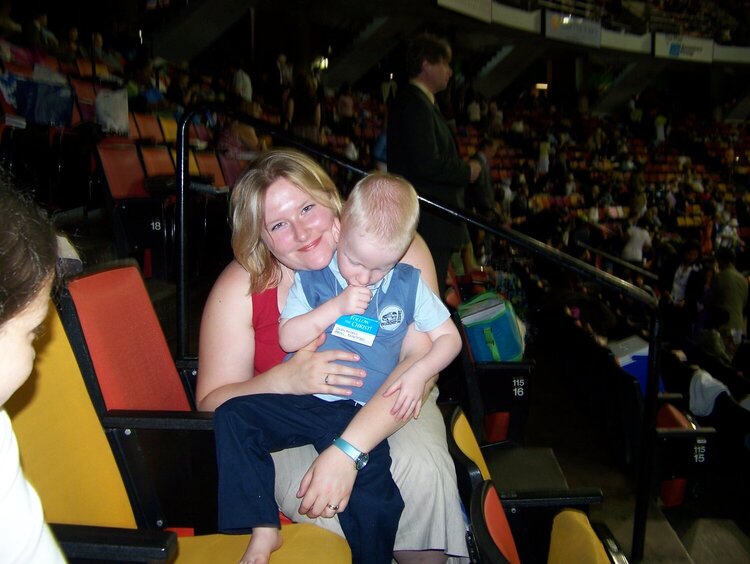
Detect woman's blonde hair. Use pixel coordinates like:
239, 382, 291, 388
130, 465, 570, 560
230, 148, 342, 293
341, 173, 419, 256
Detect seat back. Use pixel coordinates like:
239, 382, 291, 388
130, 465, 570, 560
194, 151, 227, 189
133, 113, 165, 144
76, 59, 108, 78
141, 145, 176, 177
6, 306, 137, 528
62, 265, 189, 412
217, 152, 246, 187
445, 405, 490, 511
70, 78, 97, 122
452, 406, 491, 478
158, 115, 178, 144
128, 112, 140, 141
171, 148, 200, 176
471, 480, 521, 564
97, 143, 149, 199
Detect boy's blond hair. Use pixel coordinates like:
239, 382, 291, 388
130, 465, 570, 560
341, 173, 419, 256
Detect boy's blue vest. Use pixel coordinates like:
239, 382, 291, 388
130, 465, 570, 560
298, 264, 419, 404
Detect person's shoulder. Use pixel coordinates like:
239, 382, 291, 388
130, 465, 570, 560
212, 260, 254, 298
394, 262, 419, 275
393, 83, 426, 106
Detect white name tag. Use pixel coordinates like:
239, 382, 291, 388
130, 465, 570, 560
331, 314, 379, 346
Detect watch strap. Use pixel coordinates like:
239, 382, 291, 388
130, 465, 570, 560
332, 436, 363, 461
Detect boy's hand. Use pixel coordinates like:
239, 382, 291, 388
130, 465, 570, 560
382, 371, 426, 421
336, 286, 372, 316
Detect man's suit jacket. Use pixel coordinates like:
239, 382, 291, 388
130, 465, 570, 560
387, 83, 470, 249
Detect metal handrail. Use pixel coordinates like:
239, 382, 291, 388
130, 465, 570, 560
576, 240, 660, 282
176, 104, 661, 560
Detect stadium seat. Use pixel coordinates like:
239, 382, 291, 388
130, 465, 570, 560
445, 405, 603, 563
141, 144, 176, 177
452, 308, 534, 445
70, 78, 97, 124
133, 113, 165, 144
7, 305, 351, 562
159, 114, 178, 144
194, 150, 228, 190
97, 143, 174, 279
470, 480, 626, 564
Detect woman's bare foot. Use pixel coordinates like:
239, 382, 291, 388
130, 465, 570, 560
239, 526, 283, 564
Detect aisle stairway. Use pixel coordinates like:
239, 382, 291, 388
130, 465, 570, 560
525, 318, 750, 563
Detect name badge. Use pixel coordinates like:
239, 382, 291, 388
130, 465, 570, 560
332, 314, 379, 346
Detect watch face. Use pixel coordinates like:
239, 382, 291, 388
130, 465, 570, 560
355, 452, 369, 470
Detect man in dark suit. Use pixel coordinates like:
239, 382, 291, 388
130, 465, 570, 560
388, 33, 480, 297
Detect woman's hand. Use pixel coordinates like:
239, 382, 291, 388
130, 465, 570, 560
280, 334, 366, 396
296, 445, 357, 518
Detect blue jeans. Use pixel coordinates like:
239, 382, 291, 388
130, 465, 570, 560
214, 393, 404, 564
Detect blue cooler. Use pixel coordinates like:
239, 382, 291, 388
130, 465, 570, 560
458, 292, 524, 362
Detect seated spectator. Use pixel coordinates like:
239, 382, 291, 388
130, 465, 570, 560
229, 57, 253, 114
622, 215, 652, 267
707, 247, 748, 356
195, 74, 218, 104
663, 239, 705, 344
166, 69, 199, 111
127, 54, 169, 112
486, 99, 503, 137
335, 81, 356, 139
0, 1, 21, 38
467, 94, 481, 125
286, 69, 321, 144
716, 215, 744, 253
696, 306, 734, 366
216, 114, 260, 187
642, 205, 662, 234
59, 26, 83, 62
23, 10, 57, 54
87, 32, 124, 74
688, 369, 750, 460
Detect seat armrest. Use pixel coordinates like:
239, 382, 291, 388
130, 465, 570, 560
591, 521, 630, 563
51, 523, 177, 563
99, 410, 218, 533
500, 487, 604, 510
174, 357, 198, 409
102, 410, 214, 431
658, 392, 685, 404
656, 426, 717, 472
656, 427, 717, 440
475, 360, 535, 375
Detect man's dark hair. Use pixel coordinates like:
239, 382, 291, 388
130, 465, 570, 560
405, 33, 451, 79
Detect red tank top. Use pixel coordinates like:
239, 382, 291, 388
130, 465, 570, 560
252, 286, 287, 375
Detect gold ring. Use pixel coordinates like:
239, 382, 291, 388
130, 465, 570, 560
327, 503, 339, 511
